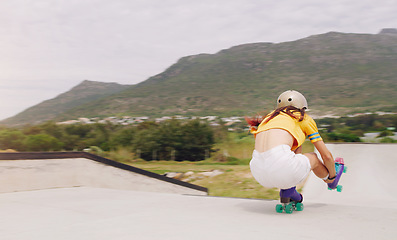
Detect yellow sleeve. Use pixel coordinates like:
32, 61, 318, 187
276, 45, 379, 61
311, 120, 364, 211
303, 115, 323, 143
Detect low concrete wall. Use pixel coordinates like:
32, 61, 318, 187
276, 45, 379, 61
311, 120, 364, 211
0, 152, 207, 195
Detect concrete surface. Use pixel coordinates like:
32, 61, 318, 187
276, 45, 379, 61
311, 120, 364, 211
0, 158, 205, 195
307, 143, 397, 207
0, 144, 396, 240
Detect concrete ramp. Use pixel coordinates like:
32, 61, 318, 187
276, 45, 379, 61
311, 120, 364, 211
304, 143, 397, 207
0, 146, 396, 240
0, 152, 207, 195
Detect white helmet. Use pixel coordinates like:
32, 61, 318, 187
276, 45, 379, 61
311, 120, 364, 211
276, 90, 308, 109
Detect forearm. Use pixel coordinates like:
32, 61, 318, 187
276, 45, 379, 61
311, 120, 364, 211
321, 153, 336, 177
313, 141, 336, 177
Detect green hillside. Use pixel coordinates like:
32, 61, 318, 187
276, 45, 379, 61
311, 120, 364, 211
1, 80, 131, 125
63, 31, 397, 119
3, 31, 397, 125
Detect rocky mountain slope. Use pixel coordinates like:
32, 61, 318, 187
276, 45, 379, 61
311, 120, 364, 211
1, 80, 131, 125
2, 29, 397, 125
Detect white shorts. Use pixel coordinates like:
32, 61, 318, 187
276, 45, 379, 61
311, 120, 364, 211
250, 145, 311, 189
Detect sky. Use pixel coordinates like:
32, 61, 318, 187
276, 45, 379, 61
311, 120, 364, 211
0, 0, 396, 121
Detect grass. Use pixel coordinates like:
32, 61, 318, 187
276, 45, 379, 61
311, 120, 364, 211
116, 134, 314, 200
126, 159, 280, 199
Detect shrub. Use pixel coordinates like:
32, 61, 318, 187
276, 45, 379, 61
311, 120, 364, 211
23, 134, 63, 151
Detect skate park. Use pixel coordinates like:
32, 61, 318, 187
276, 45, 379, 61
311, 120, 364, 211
0, 143, 395, 240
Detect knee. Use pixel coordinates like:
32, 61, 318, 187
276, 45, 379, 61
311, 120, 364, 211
304, 152, 320, 169
306, 152, 317, 158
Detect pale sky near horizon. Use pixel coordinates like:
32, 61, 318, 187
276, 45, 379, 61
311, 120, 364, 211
1, 0, 396, 121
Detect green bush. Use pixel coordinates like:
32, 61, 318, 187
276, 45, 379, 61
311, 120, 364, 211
325, 132, 361, 142
23, 134, 63, 151
0, 129, 26, 150
377, 130, 394, 138
379, 137, 397, 143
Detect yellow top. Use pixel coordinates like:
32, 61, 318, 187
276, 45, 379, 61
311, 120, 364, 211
251, 111, 322, 151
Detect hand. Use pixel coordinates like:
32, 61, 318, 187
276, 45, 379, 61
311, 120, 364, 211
323, 178, 335, 184
323, 175, 336, 183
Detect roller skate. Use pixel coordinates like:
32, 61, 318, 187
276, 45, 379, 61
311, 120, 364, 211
327, 157, 346, 192
275, 186, 304, 214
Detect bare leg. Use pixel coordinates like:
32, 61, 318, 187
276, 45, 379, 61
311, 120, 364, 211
304, 152, 329, 179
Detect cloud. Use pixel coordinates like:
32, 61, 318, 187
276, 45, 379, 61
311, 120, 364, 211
0, 0, 396, 120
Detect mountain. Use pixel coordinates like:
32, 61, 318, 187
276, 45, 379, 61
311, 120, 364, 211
2, 30, 397, 125
1, 80, 131, 125
61, 31, 397, 118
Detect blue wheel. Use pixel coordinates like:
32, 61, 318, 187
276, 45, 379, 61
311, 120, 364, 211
337, 185, 343, 192
343, 166, 347, 173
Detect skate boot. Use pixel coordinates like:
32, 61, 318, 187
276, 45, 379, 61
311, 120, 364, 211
275, 187, 304, 214
328, 157, 345, 192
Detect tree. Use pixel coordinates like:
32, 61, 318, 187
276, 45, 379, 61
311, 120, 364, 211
40, 121, 64, 139
109, 127, 136, 149
130, 119, 215, 161
61, 134, 82, 151
23, 134, 63, 151
156, 120, 183, 160
178, 120, 214, 161
64, 124, 92, 138
132, 128, 160, 161
325, 132, 361, 142
0, 129, 26, 150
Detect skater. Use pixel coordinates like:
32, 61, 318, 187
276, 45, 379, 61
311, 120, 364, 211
246, 90, 337, 204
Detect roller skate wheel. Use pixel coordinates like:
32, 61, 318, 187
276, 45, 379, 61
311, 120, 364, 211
296, 202, 304, 211
343, 166, 347, 173
276, 204, 284, 213
337, 185, 343, 192
285, 204, 294, 214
